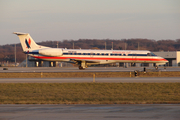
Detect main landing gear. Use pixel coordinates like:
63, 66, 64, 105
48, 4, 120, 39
78, 61, 87, 70
143, 65, 158, 72
79, 66, 85, 70
155, 66, 158, 70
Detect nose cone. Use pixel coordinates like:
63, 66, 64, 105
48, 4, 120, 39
164, 58, 169, 63
158, 57, 168, 65
161, 58, 168, 65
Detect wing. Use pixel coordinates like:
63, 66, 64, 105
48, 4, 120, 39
68, 59, 100, 64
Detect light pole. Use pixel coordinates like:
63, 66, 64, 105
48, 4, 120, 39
125, 43, 127, 50
57, 41, 58, 48
15, 44, 16, 67
26, 54, 27, 67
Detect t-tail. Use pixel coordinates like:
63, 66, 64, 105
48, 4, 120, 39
13, 32, 47, 52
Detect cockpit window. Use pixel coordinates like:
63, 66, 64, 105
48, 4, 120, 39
150, 52, 157, 56
147, 52, 157, 56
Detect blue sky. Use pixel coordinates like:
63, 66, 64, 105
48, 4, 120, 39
0, 0, 180, 45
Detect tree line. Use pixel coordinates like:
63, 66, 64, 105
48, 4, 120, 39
1, 38, 180, 63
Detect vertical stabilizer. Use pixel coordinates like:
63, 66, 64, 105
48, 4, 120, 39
13, 32, 47, 52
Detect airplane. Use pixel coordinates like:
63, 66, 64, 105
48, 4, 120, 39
14, 32, 168, 70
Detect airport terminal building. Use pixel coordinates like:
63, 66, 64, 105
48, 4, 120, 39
20, 51, 180, 67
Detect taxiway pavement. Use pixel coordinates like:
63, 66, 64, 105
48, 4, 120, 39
0, 77, 180, 83
1, 67, 180, 73
0, 104, 180, 120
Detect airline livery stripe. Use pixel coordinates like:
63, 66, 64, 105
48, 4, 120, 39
33, 56, 167, 62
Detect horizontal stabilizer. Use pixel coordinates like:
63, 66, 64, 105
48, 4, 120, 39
13, 32, 28, 35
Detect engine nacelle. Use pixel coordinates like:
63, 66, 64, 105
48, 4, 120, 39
39, 48, 63, 56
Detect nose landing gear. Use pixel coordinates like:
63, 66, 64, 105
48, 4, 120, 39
155, 66, 158, 70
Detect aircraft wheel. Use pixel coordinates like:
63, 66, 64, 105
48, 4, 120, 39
143, 67, 146, 72
164, 65, 166, 69
79, 66, 85, 70
155, 66, 158, 70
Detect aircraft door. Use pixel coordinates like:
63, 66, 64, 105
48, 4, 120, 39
90, 52, 94, 57
147, 53, 152, 62
132, 53, 137, 66
132, 53, 137, 61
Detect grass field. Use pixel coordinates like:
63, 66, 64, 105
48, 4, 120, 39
0, 71, 180, 78
0, 83, 180, 104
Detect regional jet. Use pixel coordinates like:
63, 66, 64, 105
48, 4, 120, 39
14, 32, 168, 70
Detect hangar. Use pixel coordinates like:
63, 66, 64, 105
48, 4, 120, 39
122, 51, 180, 67
153, 51, 180, 66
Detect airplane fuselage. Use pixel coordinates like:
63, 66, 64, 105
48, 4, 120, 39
29, 48, 168, 67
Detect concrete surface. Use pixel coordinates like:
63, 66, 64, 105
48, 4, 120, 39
0, 104, 180, 120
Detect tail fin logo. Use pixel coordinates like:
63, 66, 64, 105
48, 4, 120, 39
25, 38, 31, 49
